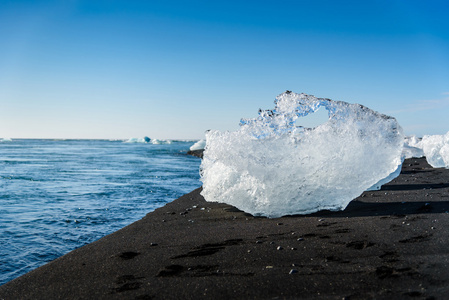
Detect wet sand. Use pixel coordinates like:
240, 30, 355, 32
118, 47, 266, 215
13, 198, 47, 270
1, 157, 449, 299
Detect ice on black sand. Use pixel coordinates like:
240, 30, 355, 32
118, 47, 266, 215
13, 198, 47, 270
200, 91, 404, 217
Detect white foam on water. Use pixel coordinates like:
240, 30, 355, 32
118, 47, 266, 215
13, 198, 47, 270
200, 91, 404, 217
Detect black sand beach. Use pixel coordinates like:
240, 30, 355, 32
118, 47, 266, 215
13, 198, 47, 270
1, 157, 449, 299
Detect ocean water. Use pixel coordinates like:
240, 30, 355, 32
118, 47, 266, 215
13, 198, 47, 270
0, 139, 202, 285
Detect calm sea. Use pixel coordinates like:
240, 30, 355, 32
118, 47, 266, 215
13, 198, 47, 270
0, 139, 202, 285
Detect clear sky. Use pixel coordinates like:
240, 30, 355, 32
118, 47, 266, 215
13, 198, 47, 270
1, 0, 448, 139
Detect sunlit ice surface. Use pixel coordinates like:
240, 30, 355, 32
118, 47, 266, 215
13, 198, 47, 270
200, 91, 404, 217
404, 132, 449, 168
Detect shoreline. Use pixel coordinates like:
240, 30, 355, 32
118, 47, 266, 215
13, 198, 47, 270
186, 149, 204, 158
1, 157, 449, 299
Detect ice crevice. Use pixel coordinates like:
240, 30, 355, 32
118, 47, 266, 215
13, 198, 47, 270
200, 91, 404, 217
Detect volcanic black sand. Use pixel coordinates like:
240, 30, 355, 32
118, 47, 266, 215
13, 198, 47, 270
1, 157, 449, 299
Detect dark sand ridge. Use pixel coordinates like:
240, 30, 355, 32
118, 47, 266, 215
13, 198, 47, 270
1, 158, 449, 299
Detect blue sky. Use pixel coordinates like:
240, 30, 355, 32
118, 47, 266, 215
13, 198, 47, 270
1, 0, 448, 139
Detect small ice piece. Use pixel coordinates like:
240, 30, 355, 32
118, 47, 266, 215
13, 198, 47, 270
402, 135, 424, 159
420, 131, 449, 168
200, 91, 404, 217
190, 139, 206, 151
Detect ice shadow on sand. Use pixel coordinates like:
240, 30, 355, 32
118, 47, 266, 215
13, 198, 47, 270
224, 189, 449, 219
302, 200, 449, 218
380, 182, 449, 191
281, 175, 449, 218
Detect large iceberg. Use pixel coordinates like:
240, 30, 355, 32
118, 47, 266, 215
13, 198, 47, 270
200, 91, 404, 217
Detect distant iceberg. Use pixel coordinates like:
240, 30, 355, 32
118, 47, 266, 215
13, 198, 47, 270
0, 138, 12, 142
125, 137, 151, 143
152, 139, 173, 145
190, 139, 206, 151
124, 137, 174, 144
200, 91, 404, 217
